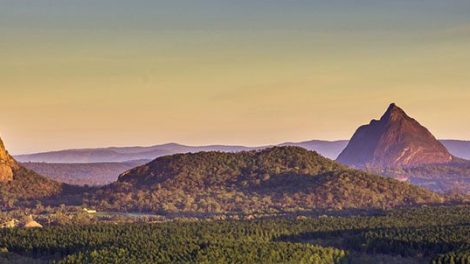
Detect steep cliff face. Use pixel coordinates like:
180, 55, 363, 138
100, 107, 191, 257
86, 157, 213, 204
0, 137, 18, 182
337, 104, 454, 168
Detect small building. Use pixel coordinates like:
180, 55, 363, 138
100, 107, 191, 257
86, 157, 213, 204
23, 215, 42, 228
395, 175, 409, 182
83, 208, 97, 214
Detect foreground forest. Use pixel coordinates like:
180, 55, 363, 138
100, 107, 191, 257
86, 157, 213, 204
1, 206, 469, 263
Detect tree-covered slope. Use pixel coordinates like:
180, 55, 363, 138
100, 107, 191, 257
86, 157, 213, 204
90, 147, 444, 213
0, 137, 61, 207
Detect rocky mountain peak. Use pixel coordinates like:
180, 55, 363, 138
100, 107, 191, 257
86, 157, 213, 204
381, 103, 408, 122
337, 104, 454, 168
0, 136, 18, 182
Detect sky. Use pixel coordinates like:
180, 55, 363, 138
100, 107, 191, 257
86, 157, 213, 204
1, 0, 470, 154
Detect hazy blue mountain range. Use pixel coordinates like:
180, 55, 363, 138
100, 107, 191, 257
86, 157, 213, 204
440, 140, 470, 160
15, 144, 256, 164
14, 140, 349, 163
14, 140, 468, 164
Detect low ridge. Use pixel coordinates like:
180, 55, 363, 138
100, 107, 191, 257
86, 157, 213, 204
337, 103, 454, 168
89, 147, 443, 213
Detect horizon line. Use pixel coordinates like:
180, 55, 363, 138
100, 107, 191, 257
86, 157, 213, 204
11, 138, 469, 156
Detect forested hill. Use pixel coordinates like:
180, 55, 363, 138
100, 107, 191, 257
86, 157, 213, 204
0, 137, 62, 207
91, 147, 444, 213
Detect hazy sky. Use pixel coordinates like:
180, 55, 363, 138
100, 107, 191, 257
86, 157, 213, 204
1, 0, 470, 154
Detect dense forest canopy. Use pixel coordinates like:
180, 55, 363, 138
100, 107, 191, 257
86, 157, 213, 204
1, 205, 469, 263
86, 147, 444, 213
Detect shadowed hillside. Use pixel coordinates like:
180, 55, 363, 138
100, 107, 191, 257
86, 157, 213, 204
88, 147, 444, 213
0, 137, 62, 207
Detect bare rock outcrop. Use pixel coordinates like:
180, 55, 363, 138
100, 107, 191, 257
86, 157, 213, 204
0, 137, 18, 182
337, 103, 454, 168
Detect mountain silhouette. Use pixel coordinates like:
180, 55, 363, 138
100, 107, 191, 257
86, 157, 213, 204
337, 103, 454, 168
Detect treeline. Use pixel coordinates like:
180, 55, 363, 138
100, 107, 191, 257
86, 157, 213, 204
351, 225, 470, 264
61, 241, 346, 264
433, 250, 470, 264
355, 226, 470, 256
0, 221, 347, 263
279, 206, 470, 264
1, 205, 470, 263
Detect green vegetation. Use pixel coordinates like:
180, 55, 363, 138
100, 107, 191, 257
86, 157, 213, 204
353, 225, 470, 256
88, 147, 443, 213
0, 167, 62, 208
0, 220, 347, 264
1, 205, 469, 263
433, 250, 470, 264
280, 206, 470, 264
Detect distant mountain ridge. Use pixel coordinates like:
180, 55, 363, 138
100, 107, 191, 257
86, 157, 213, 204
440, 140, 470, 160
15, 140, 349, 163
15, 139, 469, 164
278, 140, 349, 160
337, 103, 454, 168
